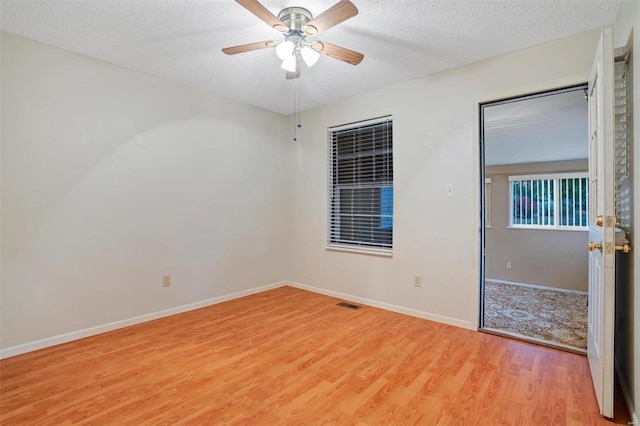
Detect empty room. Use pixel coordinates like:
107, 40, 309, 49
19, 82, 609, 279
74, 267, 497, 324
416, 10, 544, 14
1, 0, 639, 424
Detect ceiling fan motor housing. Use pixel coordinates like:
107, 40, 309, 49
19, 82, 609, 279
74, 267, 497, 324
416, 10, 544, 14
277, 7, 313, 34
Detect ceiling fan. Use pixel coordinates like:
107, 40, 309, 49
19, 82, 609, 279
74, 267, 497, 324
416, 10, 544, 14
222, 0, 364, 79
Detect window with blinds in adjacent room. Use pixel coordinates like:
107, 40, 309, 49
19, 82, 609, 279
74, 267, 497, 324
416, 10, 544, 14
509, 172, 588, 230
328, 116, 393, 253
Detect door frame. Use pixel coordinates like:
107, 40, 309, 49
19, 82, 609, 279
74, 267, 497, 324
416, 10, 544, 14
476, 83, 589, 353
473, 74, 591, 331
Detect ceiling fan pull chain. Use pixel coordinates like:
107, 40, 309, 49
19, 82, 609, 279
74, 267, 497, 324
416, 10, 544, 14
294, 79, 301, 141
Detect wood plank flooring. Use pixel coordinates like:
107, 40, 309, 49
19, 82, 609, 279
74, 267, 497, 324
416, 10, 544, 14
0, 286, 631, 425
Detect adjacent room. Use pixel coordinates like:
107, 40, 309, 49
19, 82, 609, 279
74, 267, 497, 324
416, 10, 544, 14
481, 86, 590, 352
1, 0, 639, 424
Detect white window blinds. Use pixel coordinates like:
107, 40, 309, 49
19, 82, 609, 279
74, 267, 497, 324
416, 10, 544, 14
509, 173, 588, 229
328, 117, 393, 251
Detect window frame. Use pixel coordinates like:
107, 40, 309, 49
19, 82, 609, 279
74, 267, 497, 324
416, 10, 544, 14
508, 172, 589, 231
327, 116, 394, 255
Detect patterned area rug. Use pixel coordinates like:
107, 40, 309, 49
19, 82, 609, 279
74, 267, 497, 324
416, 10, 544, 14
484, 280, 588, 350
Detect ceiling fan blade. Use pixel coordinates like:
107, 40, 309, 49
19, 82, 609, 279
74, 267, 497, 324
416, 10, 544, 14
303, 0, 358, 35
222, 40, 278, 55
235, 0, 288, 32
311, 41, 363, 65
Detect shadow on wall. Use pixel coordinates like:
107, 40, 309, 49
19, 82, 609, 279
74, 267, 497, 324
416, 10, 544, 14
3, 117, 287, 347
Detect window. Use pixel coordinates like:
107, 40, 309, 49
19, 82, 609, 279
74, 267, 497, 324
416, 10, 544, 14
509, 173, 588, 230
328, 117, 393, 252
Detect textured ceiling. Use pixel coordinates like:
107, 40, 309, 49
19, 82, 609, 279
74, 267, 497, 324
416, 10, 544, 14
484, 88, 588, 166
0, 0, 619, 115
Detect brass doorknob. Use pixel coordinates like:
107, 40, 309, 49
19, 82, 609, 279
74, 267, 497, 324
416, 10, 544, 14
615, 243, 632, 253
588, 241, 603, 251
596, 215, 620, 227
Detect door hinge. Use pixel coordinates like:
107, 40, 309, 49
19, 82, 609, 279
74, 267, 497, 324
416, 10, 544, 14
614, 46, 629, 62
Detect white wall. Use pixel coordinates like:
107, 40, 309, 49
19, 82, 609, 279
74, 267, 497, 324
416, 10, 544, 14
0, 33, 290, 350
288, 30, 601, 329
614, 0, 639, 423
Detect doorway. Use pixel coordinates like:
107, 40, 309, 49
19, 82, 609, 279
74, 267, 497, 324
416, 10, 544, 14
479, 85, 590, 353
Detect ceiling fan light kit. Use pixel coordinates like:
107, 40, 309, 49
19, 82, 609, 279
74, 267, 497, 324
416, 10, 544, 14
222, 0, 364, 79
275, 39, 295, 60
301, 45, 320, 67
281, 53, 298, 72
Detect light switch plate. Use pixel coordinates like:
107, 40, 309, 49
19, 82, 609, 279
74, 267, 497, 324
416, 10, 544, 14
446, 184, 454, 197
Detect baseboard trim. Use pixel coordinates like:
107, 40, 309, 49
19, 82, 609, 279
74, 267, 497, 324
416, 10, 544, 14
286, 281, 473, 330
2, 280, 477, 359
615, 356, 639, 425
0, 281, 288, 360
485, 278, 587, 295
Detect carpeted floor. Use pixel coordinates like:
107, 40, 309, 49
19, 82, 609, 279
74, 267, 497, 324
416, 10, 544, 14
484, 280, 588, 350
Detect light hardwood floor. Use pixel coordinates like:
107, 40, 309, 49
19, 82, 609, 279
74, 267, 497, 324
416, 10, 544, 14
0, 286, 631, 425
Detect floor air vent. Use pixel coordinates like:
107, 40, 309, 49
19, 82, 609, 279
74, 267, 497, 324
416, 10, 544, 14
336, 302, 362, 310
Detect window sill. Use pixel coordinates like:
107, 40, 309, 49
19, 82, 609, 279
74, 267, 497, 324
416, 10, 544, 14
507, 226, 588, 232
326, 245, 393, 258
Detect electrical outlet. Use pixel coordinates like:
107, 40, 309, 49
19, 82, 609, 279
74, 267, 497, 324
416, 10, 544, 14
506, 262, 512, 270
163, 275, 171, 287
413, 275, 422, 287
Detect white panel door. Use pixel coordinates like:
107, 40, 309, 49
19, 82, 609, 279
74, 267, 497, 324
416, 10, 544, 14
587, 27, 615, 419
